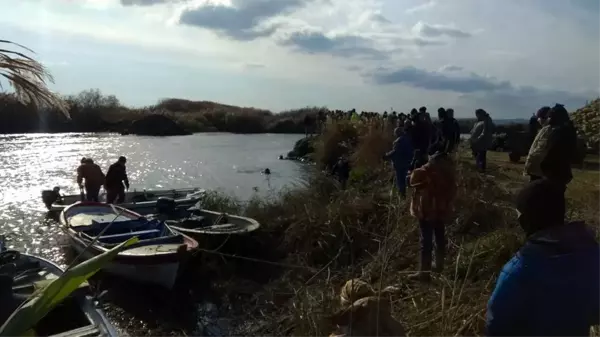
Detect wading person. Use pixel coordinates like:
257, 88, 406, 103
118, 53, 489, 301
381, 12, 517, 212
76, 158, 105, 202
408, 151, 457, 282
383, 125, 413, 198
486, 179, 599, 336
105, 156, 129, 204
469, 109, 494, 173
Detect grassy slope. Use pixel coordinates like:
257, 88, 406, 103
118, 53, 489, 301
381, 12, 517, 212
201, 123, 599, 336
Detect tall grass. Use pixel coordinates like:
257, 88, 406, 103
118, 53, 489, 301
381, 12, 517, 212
195, 122, 598, 336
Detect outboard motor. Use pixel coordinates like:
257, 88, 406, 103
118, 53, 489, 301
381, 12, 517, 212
41, 187, 60, 210
156, 197, 176, 215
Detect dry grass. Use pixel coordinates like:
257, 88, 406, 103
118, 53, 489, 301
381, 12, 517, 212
197, 124, 599, 337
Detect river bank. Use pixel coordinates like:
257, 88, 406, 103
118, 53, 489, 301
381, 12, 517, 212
88, 122, 598, 336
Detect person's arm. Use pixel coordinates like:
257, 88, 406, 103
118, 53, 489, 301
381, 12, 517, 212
384, 140, 400, 160
486, 256, 528, 336
123, 167, 130, 189
409, 167, 428, 188
76, 166, 83, 187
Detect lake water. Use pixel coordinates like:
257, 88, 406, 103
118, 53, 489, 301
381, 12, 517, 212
0, 132, 304, 263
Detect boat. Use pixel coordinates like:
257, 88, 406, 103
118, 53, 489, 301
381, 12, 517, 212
42, 187, 206, 213
60, 202, 199, 289
147, 201, 260, 239
0, 235, 119, 337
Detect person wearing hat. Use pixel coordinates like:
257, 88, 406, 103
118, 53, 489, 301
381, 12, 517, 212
105, 156, 130, 204
407, 151, 457, 281
486, 179, 599, 336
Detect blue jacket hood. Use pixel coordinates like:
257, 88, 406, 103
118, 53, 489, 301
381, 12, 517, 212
486, 222, 599, 337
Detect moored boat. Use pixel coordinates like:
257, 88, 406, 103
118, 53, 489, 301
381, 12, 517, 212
60, 202, 198, 289
0, 235, 119, 337
42, 187, 205, 213
147, 201, 261, 239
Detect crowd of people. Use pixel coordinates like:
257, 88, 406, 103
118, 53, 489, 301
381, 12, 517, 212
75, 156, 130, 203
322, 104, 598, 336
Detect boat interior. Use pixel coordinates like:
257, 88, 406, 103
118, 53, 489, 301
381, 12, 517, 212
0, 253, 104, 336
70, 217, 184, 247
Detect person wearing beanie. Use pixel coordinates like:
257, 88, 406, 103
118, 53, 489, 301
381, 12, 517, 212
486, 179, 599, 336
524, 106, 553, 181
76, 157, 105, 202
407, 151, 457, 282
105, 156, 130, 204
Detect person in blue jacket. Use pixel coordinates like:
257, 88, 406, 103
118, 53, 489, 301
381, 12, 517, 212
383, 125, 414, 198
486, 179, 599, 336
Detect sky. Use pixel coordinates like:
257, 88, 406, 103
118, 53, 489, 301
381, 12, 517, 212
1, 0, 599, 118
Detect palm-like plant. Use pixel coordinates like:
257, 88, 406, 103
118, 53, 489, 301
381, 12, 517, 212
0, 39, 68, 115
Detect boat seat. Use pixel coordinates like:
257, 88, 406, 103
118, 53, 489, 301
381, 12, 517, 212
97, 229, 161, 244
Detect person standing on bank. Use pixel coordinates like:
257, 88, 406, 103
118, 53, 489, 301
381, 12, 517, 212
408, 151, 457, 282
469, 109, 494, 173
105, 156, 129, 204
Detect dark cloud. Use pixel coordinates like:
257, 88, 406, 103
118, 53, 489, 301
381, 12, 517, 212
414, 22, 471, 39
366, 65, 591, 117
279, 31, 389, 60
440, 65, 464, 72
179, 0, 308, 41
369, 66, 510, 93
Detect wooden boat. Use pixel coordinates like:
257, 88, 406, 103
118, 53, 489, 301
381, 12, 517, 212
42, 187, 205, 213
60, 202, 198, 289
148, 202, 260, 238
0, 235, 119, 337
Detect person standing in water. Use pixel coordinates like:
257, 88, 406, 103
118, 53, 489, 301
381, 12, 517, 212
76, 158, 105, 202
105, 156, 129, 204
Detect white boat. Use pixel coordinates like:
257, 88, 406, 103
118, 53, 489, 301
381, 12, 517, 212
42, 187, 205, 213
60, 202, 199, 289
147, 202, 260, 240
0, 236, 119, 337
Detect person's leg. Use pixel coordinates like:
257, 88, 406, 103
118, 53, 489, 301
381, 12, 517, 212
481, 150, 487, 172
433, 221, 446, 273
88, 186, 100, 202
475, 151, 485, 172
395, 168, 408, 198
105, 188, 116, 204
409, 219, 433, 281
116, 187, 126, 204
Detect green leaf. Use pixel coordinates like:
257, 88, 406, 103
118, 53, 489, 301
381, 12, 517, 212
0, 236, 139, 336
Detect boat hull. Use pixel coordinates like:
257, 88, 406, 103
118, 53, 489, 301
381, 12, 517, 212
60, 202, 198, 290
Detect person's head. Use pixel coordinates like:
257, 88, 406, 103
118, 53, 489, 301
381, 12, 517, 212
419, 106, 427, 113
437, 107, 447, 119
80, 157, 87, 164
446, 108, 454, 119
410, 108, 418, 117
52, 186, 60, 192
85, 158, 94, 164
394, 127, 404, 138
475, 108, 487, 120
548, 103, 570, 126
118, 156, 127, 164
536, 106, 551, 126
515, 179, 565, 236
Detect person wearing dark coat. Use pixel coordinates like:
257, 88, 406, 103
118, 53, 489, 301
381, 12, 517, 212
540, 104, 577, 187
411, 112, 432, 169
331, 157, 351, 189
486, 179, 599, 336
384, 126, 414, 197
105, 156, 130, 204
446, 108, 461, 150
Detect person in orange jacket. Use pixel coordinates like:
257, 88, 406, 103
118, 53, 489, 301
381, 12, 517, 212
407, 151, 457, 282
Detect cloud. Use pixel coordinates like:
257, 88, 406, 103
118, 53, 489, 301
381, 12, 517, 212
178, 0, 310, 41
120, 0, 171, 5
439, 64, 463, 72
367, 65, 592, 116
405, 0, 436, 14
244, 63, 266, 69
279, 30, 389, 60
412, 21, 472, 39
369, 66, 511, 93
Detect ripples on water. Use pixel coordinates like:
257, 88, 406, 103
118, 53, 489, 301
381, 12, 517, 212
0, 132, 304, 265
